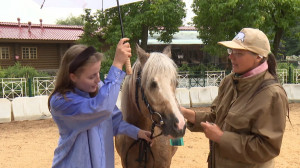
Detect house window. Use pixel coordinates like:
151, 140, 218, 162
0, 47, 10, 59
22, 47, 37, 59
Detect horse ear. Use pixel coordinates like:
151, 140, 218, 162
136, 44, 150, 66
162, 45, 172, 58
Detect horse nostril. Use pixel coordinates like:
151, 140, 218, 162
173, 122, 178, 130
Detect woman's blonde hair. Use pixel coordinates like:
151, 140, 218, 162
48, 44, 103, 109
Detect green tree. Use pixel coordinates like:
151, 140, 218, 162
77, 9, 104, 50
282, 18, 300, 56
192, 0, 300, 58
56, 14, 85, 25
259, 0, 300, 59
77, 9, 114, 75
78, 0, 186, 74
192, 0, 264, 56
81, 0, 186, 50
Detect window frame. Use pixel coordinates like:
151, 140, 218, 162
22, 47, 38, 59
0, 47, 10, 59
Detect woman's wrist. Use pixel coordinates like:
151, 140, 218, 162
181, 107, 196, 123
188, 109, 196, 123
112, 61, 123, 70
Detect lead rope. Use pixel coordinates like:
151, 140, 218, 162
209, 140, 213, 168
125, 122, 158, 168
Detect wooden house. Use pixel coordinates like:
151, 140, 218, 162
0, 19, 83, 72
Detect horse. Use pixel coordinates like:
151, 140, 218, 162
115, 45, 186, 168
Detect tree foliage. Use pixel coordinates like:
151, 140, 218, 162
56, 14, 85, 26
259, 0, 300, 59
77, 9, 104, 50
78, 0, 186, 74
282, 19, 300, 56
96, 0, 186, 50
192, 0, 300, 58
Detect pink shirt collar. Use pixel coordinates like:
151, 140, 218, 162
241, 61, 268, 78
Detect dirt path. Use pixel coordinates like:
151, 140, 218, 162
0, 103, 299, 168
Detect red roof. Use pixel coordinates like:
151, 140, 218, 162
0, 22, 83, 41
178, 26, 197, 31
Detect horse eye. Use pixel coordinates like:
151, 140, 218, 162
150, 81, 157, 89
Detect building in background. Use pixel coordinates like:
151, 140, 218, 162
146, 26, 223, 67
0, 18, 83, 72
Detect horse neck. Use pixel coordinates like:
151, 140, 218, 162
121, 67, 153, 130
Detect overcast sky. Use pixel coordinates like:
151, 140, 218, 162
0, 0, 195, 25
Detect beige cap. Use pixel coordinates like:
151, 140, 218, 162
218, 28, 270, 57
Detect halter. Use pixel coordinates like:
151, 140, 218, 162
135, 69, 164, 126
125, 68, 164, 168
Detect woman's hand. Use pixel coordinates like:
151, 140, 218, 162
137, 130, 154, 146
113, 38, 132, 70
180, 106, 196, 123
200, 121, 224, 143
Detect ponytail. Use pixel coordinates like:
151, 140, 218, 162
266, 53, 278, 80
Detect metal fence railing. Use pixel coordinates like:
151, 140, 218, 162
277, 69, 288, 84
0, 78, 27, 100
33, 76, 56, 96
177, 71, 225, 88
294, 69, 300, 84
205, 71, 225, 86
0, 68, 299, 99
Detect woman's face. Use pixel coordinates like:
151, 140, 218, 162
228, 49, 262, 74
70, 61, 101, 93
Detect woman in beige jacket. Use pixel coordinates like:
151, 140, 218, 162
181, 28, 289, 168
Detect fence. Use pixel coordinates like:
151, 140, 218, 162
294, 69, 300, 84
277, 69, 288, 84
33, 77, 56, 96
0, 68, 297, 98
177, 71, 225, 88
0, 78, 27, 99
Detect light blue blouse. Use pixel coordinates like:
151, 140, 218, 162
50, 66, 140, 168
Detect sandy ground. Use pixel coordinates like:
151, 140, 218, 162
0, 103, 299, 168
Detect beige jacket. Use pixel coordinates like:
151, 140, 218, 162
187, 71, 288, 168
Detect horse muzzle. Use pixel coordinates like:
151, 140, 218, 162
161, 113, 186, 138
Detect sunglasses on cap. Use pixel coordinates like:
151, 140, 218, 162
227, 48, 263, 58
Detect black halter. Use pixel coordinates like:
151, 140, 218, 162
125, 69, 163, 168
135, 69, 164, 126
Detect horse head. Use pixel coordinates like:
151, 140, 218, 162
132, 45, 186, 138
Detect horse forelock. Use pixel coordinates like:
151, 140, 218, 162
141, 52, 177, 86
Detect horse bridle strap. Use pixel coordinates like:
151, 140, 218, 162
135, 69, 164, 126
135, 69, 163, 138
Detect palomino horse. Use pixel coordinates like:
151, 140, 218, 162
115, 45, 186, 168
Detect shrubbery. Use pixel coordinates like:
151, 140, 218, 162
0, 62, 50, 78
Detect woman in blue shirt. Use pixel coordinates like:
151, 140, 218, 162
48, 38, 152, 168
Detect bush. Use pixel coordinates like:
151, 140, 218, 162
0, 67, 5, 78
277, 62, 297, 70
0, 62, 49, 78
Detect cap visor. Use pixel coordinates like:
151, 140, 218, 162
217, 41, 246, 50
